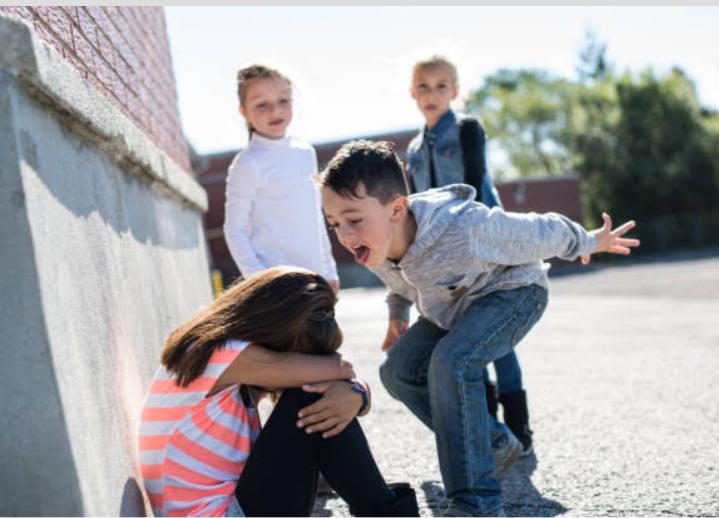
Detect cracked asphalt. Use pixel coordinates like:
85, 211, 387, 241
312, 250, 719, 516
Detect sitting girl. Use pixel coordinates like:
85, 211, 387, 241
138, 266, 418, 516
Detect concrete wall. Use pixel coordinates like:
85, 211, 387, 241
0, 14, 212, 516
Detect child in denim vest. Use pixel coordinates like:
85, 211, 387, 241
406, 55, 533, 456
319, 140, 639, 516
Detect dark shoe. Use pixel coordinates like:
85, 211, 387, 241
350, 482, 419, 517
499, 389, 533, 456
485, 381, 498, 419
385, 483, 420, 516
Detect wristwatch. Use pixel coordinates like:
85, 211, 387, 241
346, 379, 369, 415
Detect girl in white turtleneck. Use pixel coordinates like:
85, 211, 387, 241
224, 65, 338, 291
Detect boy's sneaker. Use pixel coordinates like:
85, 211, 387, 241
492, 430, 523, 477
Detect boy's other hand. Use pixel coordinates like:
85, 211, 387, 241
382, 319, 409, 351
582, 212, 641, 265
297, 381, 362, 438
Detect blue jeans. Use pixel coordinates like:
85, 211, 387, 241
484, 350, 523, 395
380, 285, 548, 516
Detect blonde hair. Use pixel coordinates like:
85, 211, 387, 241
236, 64, 292, 135
412, 55, 459, 85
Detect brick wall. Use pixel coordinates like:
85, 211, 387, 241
497, 176, 583, 222
0, 6, 190, 172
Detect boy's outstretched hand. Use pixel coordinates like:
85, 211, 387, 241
582, 212, 640, 265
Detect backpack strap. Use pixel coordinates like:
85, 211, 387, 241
458, 117, 487, 199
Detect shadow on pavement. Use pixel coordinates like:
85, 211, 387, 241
419, 454, 567, 517
503, 453, 567, 517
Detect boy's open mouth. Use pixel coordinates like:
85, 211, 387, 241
353, 245, 370, 265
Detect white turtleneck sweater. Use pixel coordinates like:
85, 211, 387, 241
223, 133, 338, 282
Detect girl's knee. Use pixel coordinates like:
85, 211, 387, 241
276, 387, 322, 411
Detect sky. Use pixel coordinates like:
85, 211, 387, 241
165, 6, 719, 156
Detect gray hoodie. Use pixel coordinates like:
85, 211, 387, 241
371, 184, 597, 330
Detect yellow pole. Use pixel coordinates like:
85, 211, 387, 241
211, 269, 224, 297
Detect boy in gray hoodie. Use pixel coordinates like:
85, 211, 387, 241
319, 140, 639, 517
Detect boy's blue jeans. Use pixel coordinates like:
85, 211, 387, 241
380, 285, 548, 516
484, 350, 523, 395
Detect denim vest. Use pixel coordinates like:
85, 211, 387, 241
406, 110, 501, 208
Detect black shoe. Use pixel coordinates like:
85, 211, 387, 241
385, 483, 420, 516
498, 389, 533, 456
350, 482, 419, 517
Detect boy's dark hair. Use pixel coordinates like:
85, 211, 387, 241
320, 140, 409, 204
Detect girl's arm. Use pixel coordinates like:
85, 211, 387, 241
311, 149, 339, 284
318, 213, 339, 284
224, 159, 266, 275
217, 344, 355, 390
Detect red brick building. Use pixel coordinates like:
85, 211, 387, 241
0, 6, 191, 172
195, 130, 583, 287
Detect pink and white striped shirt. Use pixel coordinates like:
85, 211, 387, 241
139, 340, 261, 517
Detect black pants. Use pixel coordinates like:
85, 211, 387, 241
235, 388, 395, 516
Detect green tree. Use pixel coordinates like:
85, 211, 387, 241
467, 40, 719, 251
576, 30, 610, 83
467, 69, 576, 179
576, 68, 719, 224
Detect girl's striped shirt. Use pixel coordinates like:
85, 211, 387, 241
139, 340, 261, 517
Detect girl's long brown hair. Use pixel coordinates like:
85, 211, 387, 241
162, 266, 342, 387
